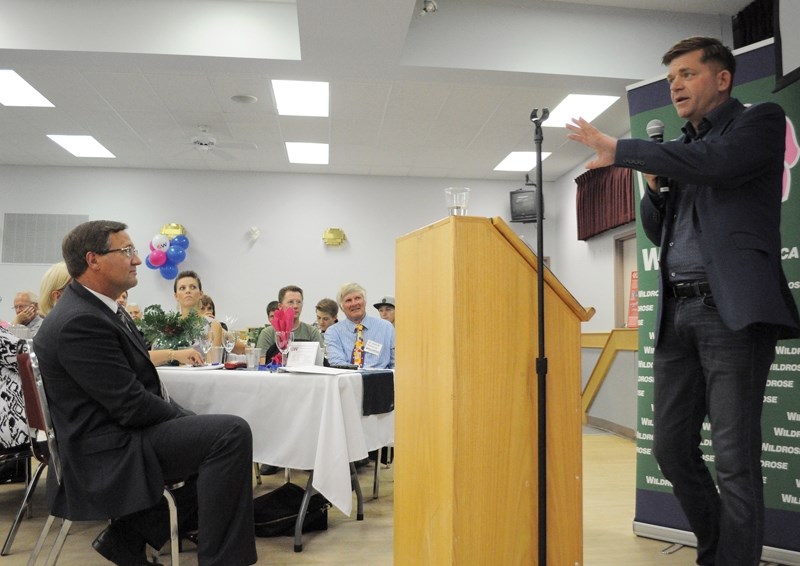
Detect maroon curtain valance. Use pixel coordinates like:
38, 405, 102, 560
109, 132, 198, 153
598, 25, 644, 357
575, 166, 634, 241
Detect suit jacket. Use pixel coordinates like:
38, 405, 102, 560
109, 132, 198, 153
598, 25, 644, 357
617, 99, 799, 342
33, 281, 192, 520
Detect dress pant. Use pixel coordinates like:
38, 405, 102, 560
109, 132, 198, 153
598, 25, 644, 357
117, 414, 257, 566
652, 295, 778, 566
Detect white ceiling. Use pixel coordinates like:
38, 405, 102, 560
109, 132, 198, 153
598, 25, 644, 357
0, 0, 753, 182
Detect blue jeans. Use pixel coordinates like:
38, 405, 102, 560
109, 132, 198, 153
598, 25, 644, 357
653, 295, 778, 566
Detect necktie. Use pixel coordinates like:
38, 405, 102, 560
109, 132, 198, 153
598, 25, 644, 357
352, 323, 365, 368
117, 306, 170, 402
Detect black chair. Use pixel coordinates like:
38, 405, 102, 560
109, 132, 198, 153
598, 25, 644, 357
1, 342, 48, 557
17, 340, 182, 566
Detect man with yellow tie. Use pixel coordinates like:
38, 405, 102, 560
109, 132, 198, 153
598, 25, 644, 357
324, 282, 395, 369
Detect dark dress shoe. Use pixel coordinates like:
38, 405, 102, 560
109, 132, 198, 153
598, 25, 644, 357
259, 464, 281, 475
92, 526, 159, 566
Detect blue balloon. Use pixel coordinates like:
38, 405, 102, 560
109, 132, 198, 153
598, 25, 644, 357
171, 234, 190, 249
145, 255, 157, 269
159, 263, 179, 280
166, 245, 186, 264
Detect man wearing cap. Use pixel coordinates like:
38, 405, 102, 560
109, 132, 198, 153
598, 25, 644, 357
373, 295, 395, 326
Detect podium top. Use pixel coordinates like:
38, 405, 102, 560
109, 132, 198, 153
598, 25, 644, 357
397, 215, 595, 323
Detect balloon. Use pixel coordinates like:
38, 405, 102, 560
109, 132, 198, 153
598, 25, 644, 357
145, 255, 157, 269
171, 234, 190, 249
149, 241, 156, 252
159, 263, 179, 280
151, 234, 169, 253
149, 249, 167, 267
166, 245, 186, 264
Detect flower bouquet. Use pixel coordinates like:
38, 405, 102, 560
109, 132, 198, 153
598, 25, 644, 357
139, 304, 205, 350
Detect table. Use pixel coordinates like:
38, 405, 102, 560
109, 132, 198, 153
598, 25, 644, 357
158, 366, 394, 516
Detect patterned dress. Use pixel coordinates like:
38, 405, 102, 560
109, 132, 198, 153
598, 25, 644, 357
0, 327, 28, 449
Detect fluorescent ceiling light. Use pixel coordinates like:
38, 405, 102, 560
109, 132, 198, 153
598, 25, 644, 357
286, 142, 328, 164
272, 80, 329, 117
0, 70, 54, 107
47, 135, 115, 158
544, 94, 619, 128
494, 151, 551, 172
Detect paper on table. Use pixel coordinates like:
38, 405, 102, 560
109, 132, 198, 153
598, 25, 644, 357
286, 342, 323, 367
158, 364, 225, 371
277, 365, 354, 375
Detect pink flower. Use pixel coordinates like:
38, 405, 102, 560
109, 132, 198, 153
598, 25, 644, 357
784, 116, 799, 203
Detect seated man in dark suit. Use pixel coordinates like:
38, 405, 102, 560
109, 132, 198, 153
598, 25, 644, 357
34, 220, 257, 566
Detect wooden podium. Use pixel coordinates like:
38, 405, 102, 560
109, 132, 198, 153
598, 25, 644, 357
394, 216, 593, 565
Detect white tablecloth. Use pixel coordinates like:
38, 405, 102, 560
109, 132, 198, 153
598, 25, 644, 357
157, 367, 394, 515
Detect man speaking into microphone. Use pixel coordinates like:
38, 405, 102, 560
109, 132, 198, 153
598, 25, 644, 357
567, 36, 799, 566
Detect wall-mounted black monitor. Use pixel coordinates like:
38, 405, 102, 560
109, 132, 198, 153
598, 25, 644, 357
510, 187, 541, 223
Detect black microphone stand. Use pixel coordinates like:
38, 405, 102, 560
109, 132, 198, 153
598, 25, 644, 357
530, 107, 549, 565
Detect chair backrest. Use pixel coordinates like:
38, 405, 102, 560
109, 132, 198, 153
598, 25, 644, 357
17, 339, 63, 484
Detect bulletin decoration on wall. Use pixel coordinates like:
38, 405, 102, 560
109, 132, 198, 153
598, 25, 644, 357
144, 223, 191, 280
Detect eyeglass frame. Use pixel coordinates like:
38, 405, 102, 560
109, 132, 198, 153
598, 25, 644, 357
95, 245, 139, 259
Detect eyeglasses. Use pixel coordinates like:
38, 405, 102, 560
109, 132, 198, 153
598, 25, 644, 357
96, 245, 138, 258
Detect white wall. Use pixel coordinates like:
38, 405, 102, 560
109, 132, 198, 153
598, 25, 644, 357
1, 163, 624, 333
544, 160, 635, 332
1, 165, 546, 329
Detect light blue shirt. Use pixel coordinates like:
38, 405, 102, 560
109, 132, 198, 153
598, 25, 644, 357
324, 315, 395, 369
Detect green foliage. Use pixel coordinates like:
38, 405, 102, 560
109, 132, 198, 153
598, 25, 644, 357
139, 304, 205, 350
248, 326, 265, 346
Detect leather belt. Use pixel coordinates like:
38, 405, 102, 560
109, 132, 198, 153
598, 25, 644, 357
668, 280, 712, 298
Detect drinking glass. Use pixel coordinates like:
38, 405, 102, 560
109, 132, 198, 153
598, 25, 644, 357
198, 331, 213, 363
275, 330, 293, 367
222, 329, 237, 355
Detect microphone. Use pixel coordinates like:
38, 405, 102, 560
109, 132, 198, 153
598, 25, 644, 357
646, 119, 664, 142
645, 119, 669, 193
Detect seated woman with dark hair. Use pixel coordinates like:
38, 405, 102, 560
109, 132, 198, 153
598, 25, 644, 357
198, 294, 227, 330
174, 271, 244, 355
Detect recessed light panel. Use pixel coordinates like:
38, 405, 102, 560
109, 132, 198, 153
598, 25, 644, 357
286, 142, 328, 164
494, 151, 551, 172
47, 135, 115, 158
272, 80, 329, 117
544, 94, 619, 128
0, 70, 54, 107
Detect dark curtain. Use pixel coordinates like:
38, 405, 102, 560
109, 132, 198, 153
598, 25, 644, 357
733, 0, 774, 49
575, 166, 634, 241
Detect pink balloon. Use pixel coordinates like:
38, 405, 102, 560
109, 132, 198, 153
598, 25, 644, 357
149, 249, 167, 267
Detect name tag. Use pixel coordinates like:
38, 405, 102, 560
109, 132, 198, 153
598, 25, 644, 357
364, 340, 382, 356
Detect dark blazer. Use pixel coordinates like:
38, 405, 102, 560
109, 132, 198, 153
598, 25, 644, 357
618, 99, 799, 342
33, 281, 192, 520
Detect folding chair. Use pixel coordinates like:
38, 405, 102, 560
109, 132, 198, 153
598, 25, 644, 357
19, 340, 181, 566
1, 342, 48, 556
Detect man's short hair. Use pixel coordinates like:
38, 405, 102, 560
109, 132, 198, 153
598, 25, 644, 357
278, 285, 303, 303
315, 298, 339, 319
336, 282, 366, 306
173, 270, 203, 293
662, 36, 736, 79
266, 300, 280, 315
62, 220, 128, 278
